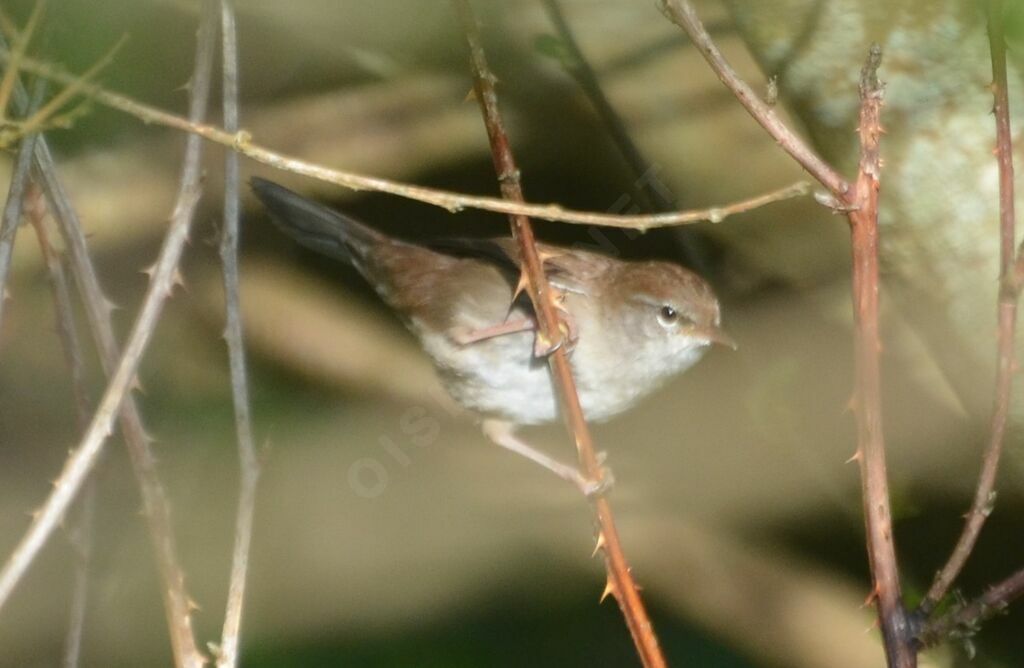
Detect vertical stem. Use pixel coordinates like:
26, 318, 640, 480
0, 79, 44, 334
454, 3, 667, 666
848, 46, 915, 668
27, 187, 96, 668
215, 1, 260, 666
919, 0, 1020, 616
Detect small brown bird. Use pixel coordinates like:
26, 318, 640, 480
252, 178, 734, 493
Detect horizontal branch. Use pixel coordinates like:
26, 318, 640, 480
0, 47, 809, 230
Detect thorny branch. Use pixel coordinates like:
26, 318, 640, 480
0, 46, 808, 230
454, 3, 667, 667
660, 2, 919, 666
918, 0, 1022, 618
0, 5, 219, 666
845, 46, 915, 668
214, 1, 260, 666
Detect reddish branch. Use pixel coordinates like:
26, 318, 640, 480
453, 2, 666, 666
846, 46, 916, 668
919, 0, 1021, 617
660, 1, 919, 665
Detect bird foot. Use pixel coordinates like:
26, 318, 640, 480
482, 420, 611, 498
576, 465, 615, 499
531, 301, 579, 358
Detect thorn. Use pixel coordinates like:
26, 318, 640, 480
512, 270, 530, 302
141, 262, 157, 279
102, 296, 120, 313
862, 586, 879, 608
600, 578, 616, 604
533, 330, 560, 358
463, 87, 477, 103
845, 449, 862, 465
130, 374, 145, 395
187, 596, 201, 612
536, 246, 564, 264
171, 267, 186, 292
592, 531, 607, 558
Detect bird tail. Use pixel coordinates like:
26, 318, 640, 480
250, 177, 383, 270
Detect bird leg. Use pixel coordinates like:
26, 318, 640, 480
482, 419, 613, 497
450, 317, 536, 345
452, 306, 579, 359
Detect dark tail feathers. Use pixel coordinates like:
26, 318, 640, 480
250, 177, 383, 266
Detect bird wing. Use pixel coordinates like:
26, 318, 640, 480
428, 237, 613, 298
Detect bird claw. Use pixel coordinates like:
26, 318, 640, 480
577, 465, 615, 499
532, 300, 579, 358
451, 317, 536, 346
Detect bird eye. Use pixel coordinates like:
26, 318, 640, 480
657, 305, 679, 327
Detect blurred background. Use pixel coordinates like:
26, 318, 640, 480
1, 0, 1023, 666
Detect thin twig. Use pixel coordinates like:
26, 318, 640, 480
61, 483, 94, 668
0, 45, 808, 230
214, 2, 260, 666
918, 0, 1020, 617
0, 78, 44, 334
539, 0, 711, 273
37, 129, 204, 667
917, 566, 1024, 648
658, 0, 850, 201
1, 31, 207, 665
0, 6, 218, 667
454, 3, 666, 667
25, 184, 95, 668
845, 46, 915, 668
541, 0, 669, 212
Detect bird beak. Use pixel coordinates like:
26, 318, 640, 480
685, 324, 738, 350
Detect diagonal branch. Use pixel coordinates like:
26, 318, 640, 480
658, 0, 849, 201
214, 1, 260, 666
454, 3, 667, 667
0, 45, 807, 230
918, 0, 1021, 617
0, 5, 219, 666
